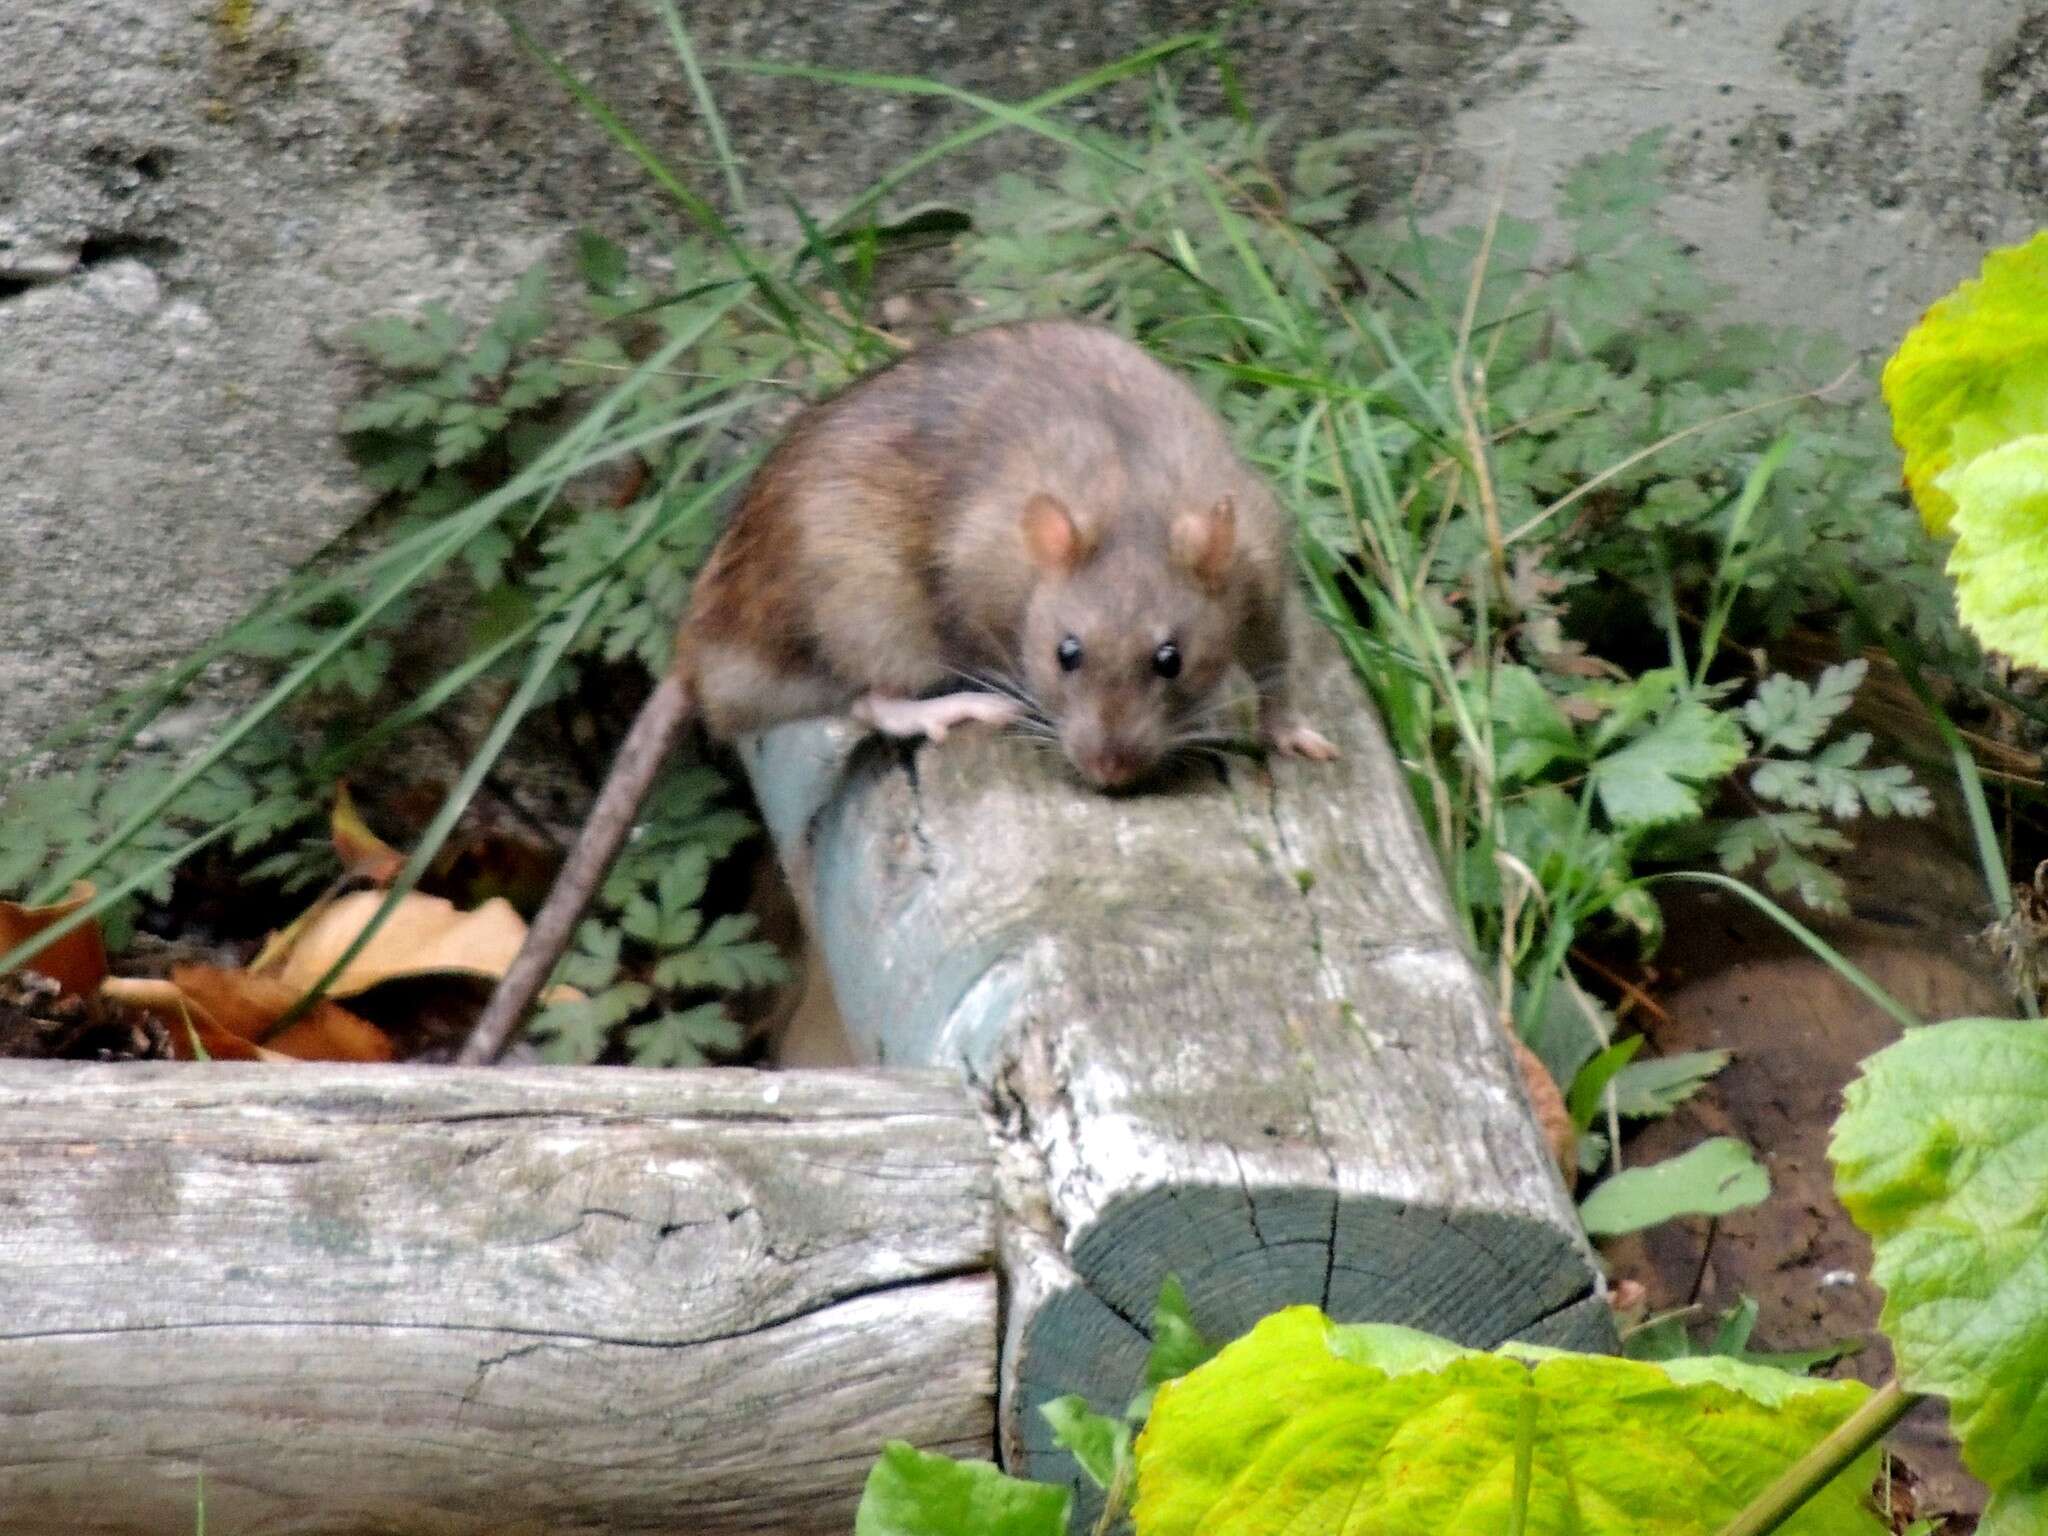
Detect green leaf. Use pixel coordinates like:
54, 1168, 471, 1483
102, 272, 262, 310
1983, 1485, 2048, 1536
1609, 1049, 1730, 1119
499, 358, 565, 413
1578, 1137, 1769, 1235
1145, 1274, 1216, 1388
1751, 732, 1932, 821
1881, 230, 2048, 535
349, 303, 465, 373
1832, 1017, 2048, 1499
1592, 700, 1747, 828
488, 262, 554, 355
1711, 1294, 1761, 1353
1041, 1395, 1131, 1492
1586, 667, 1682, 754
650, 913, 787, 991
1758, 843, 1850, 915
1741, 661, 1865, 755
1716, 810, 1851, 875
341, 386, 442, 434
854, 1441, 1070, 1536
1490, 665, 1581, 783
1517, 976, 1610, 1096
1134, 1305, 1881, 1536
625, 1002, 741, 1067
576, 227, 630, 295
1565, 1036, 1643, 1132
1624, 1298, 1853, 1373
530, 980, 650, 1064
1944, 435, 2048, 669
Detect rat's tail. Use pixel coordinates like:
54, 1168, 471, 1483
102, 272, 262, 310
457, 670, 696, 1065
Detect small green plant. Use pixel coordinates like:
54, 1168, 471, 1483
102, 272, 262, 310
1621, 1294, 1859, 1374
0, 238, 797, 1061
855, 1011, 2048, 1535
532, 766, 779, 1064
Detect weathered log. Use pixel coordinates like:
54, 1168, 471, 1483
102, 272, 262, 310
746, 623, 1612, 1491
0, 1062, 994, 1536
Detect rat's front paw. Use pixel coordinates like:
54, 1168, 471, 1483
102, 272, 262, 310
854, 690, 1024, 743
1265, 717, 1340, 762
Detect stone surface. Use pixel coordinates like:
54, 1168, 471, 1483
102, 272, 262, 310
4, 0, 2042, 749
1438, 0, 2045, 350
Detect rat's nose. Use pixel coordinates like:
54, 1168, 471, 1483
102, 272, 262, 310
1079, 744, 1148, 789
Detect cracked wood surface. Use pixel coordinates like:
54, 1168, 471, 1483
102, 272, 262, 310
0, 1062, 995, 1535
747, 622, 1611, 1495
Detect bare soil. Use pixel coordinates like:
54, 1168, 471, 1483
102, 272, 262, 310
1604, 813, 2013, 1526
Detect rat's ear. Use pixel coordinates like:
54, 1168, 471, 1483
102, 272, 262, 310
1171, 495, 1236, 591
1021, 492, 1087, 574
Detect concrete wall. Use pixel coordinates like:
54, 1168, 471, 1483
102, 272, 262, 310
2, 0, 2040, 755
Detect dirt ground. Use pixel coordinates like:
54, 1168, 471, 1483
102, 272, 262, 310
1603, 812, 2015, 1525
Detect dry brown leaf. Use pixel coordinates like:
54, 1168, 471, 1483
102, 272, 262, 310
330, 781, 404, 886
261, 890, 579, 1004
0, 882, 110, 997
99, 883, 577, 1067
102, 968, 394, 1063
1512, 1035, 1578, 1189
100, 977, 284, 1061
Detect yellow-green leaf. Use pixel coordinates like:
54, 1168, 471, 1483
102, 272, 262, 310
855, 1441, 1070, 1536
1881, 230, 2048, 536
1133, 1306, 1881, 1536
1832, 1017, 2048, 1504
1943, 435, 2048, 668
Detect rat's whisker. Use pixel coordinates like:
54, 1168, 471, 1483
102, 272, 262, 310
943, 663, 1048, 725
1170, 691, 1259, 736
1168, 742, 1237, 776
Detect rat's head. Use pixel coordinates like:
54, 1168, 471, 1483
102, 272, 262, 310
1017, 491, 1242, 791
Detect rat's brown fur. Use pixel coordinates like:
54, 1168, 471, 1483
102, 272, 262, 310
459, 319, 1333, 1063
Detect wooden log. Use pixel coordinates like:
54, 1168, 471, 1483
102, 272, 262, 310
746, 624, 1612, 1492
0, 1062, 995, 1535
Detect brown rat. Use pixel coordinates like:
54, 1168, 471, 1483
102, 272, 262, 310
459, 318, 1336, 1063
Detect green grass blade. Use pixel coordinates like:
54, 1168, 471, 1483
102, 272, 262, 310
808, 33, 1215, 236
1693, 435, 1791, 688
276, 446, 749, 1017
1835, 576, 2031, 1015
1644, 871, 1922, 1033
29, 513, 485, 905
499, 9, 723, 234
275, 582, 607, 1023
0, 813, 253, 981
496, 8, 807, 337
724, 59, 1148, 177
651, 0, 749, 213
6, 290, 747, 793
779, 187, 887, 360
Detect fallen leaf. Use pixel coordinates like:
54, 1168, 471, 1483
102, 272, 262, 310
101, 977, 284, 1061
1513, 1035, 1578, 1188
0, 882, 110, 997
102, 967, 394, 1063
260, 889, 579, 1003
100, 877, 577, 1067
331, 781, 405, 885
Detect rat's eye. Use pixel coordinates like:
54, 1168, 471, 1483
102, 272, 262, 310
1152, 641, 1182, 680
1057, 635, 1084, 672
